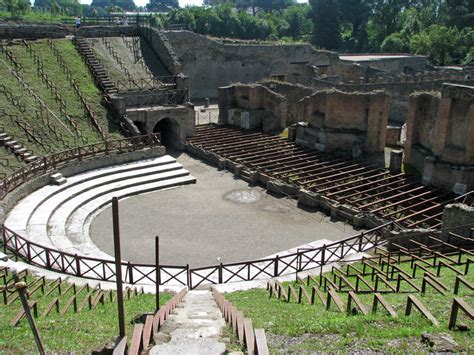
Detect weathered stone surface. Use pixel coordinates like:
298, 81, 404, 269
295, 89, 389, 157
163, 30, 341, 99
404, 83, 474, 192
150, 290, 226, 355
421, 332, 462, 352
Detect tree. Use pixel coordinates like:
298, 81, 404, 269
34, 0, 82, 15
281, 4, 312, 40
236, 0, 296, 15
5, 0, 30, 14
309, 0, 341, 50
338, 0, 370, 51
409, 24, 471, 65
443, 0, 474, 29
146, 0, 179, 12
381, 32, 409, 52
90, 0, 135, 11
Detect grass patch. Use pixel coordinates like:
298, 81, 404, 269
0, 39, 123, 160
225, 254, 474, 352
0, 270, 172, 352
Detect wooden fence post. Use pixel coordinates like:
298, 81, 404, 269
155, 236, 160, 312
274, 255, 279, 277
112, 197, 126, 338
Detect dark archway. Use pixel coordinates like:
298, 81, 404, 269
153, 117, 180, 148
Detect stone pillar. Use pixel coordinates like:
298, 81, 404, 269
389, 150, 403, 173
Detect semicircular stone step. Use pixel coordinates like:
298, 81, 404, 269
5, 155, 196, 258
6, 155, 178, 236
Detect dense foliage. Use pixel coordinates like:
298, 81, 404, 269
154, 0, 473, 65
0, 0, 472, 65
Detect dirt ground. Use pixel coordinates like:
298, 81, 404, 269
89, 153, 358, 267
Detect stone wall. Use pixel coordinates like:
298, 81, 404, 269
126, 104, 195, 148
442, 203, 474, 238
295, 89, 389, 158
218, 84, 287, 132
404, 83, 474, 192
260, 81, 315, 125
139, 27, 181, 75
162, 30, 341, 100
312, 75, 474, 124
0, 23, 72, 39
341, 55, 429, 73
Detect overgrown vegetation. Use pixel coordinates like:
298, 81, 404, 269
152, 0, 473, 65
0, 38, 123, 176
1, 0, 472, 65
0, 269, 172, 352
225, 254, 474, 352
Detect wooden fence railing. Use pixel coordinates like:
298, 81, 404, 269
212, 287, 269, 354
2, 220, 395, 287
188, 222, 395, 289
0, 134, 160, 200
2, 226, 188, 286
116, 287, 187, 355
115, 76, 178, 92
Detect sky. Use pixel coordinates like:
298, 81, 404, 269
79, 0, 308, 8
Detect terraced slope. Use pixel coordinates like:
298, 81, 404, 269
0, 266, 173, 352
225, 244, 474, 352
0, 39, 124, 176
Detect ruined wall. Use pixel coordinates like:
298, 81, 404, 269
442, 203, 474, 237
163, 30, 340, 100
260, 81, 315, 124
295, 89, 389, 157
218, 84, 287, 132
404, 84, 474, 192
139, 27, 181, 75
341, 55, 429, 73
312, 73, 474, 124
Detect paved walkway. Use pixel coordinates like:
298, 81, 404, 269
150, 290, 226, 354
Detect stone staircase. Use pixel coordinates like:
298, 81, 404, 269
150, 290, 227, 355
74, 37, 118, 95
5, 155, 196, 257
0, 131, 38, 163
49, 172, 67, 185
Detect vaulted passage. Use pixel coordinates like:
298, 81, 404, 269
153, 118, 180, 148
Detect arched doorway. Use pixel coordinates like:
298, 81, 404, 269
153, 117, 180, 148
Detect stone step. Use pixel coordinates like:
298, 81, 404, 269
24, 156, 38, 162
4, 140, 17, 147
50, 172, 67, 186
150, 290, 226, 355
8, 156, 181, 234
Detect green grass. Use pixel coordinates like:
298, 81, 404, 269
225, 253, 474, 352
0, 270, 172, 353
0, 147, 25, 177
0, 38, 124, 174
0, 11, 74, 24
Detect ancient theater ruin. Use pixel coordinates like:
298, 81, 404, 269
0, 22, 473, 353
